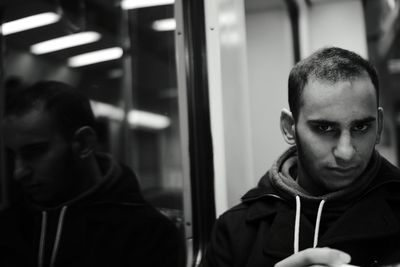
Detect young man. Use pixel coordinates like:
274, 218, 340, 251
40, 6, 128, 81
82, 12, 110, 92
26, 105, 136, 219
1, 81, 185, 267
202, 47, 400, 267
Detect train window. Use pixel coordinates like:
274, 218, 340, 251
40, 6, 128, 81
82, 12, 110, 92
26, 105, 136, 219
122, 0, 184, 227
364, 0, 400, 165
0, 0, 194, 265
1, 2, 182, 209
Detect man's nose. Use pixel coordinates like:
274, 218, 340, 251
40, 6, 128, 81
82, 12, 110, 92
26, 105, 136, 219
333, 132, 355, 163
13, 157, 32, 182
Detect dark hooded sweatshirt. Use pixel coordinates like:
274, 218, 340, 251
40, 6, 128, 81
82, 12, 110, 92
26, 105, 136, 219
0, 153, 185, 267
202, 147, 400, 267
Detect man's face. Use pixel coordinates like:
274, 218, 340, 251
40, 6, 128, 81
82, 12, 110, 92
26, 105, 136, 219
295, 76, 382, 195
3, 108, 76, 205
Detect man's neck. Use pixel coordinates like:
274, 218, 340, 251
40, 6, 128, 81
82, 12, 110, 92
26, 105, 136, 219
74, 155, 102, 194
296, 160, 327, 196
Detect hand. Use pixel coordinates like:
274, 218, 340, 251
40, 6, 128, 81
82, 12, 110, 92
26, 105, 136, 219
274, 247, 352, 267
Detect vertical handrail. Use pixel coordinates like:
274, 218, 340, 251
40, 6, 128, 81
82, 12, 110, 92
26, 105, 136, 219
174, 0, 194, 266
176, 0, 216, 266
0, 4, 7, 211
119, 4, 135, 167
285, 0, 302, 62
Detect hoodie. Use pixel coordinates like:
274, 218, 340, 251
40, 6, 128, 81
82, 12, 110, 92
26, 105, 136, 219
263, 146, 384, 253
0, 153, 185, 267
202, 147, 400, 267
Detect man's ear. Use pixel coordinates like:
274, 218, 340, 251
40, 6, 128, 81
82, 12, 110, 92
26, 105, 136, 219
280, 108, 296, 145
72, 126, 97, 159
376, 107, 384, 144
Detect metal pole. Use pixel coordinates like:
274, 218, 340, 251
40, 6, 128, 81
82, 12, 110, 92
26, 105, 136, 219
0, 4, 8, 210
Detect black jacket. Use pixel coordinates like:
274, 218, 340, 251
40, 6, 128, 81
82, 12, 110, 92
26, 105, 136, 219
202, 154, 400, 267
0, 155, 185, 267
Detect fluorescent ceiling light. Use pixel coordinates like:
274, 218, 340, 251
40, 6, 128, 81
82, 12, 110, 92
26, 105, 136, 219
90, 100, 170, 130
388, 59, 400, 73
68, 47, 123, 67
121, 0, 174, 10
128, 110, 170, 129
1, 12, 60, 36
90, 101, 124, 121
152, 18, 176, 31
30, 31, 101, 55
387, 0, 396, 10
108, 69, 123, 79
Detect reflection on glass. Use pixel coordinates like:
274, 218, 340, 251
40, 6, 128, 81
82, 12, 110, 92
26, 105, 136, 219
364, 0, 400, 165
124, 3, 183, 222
0, 0, 185, 265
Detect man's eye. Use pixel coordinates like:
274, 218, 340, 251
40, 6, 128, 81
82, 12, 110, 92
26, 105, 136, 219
352, 124, 370, 132
20, 150, 40, 159
5, 148, 15, 158
317, 125, 334, 132
20, 145, 47, 158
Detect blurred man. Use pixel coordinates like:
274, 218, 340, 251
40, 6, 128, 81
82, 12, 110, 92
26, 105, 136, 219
202, 47, 400, 267
1, 81, 185, 267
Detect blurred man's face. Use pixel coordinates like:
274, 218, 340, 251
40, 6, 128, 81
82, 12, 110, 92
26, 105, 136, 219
3, 108, 76, 206
295, 76, 382, 195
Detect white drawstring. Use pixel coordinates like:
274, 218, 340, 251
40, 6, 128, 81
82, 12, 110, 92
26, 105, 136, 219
293, 196, 326, 253
294, 196, 301, 253
38, 211, 47, 267
38, 206, 68, 267
313, 199, 326, 248
50, 206, 68, 267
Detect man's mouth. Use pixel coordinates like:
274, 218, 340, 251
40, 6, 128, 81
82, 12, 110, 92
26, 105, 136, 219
23, 183, 42, 191
328, 166, 357, 175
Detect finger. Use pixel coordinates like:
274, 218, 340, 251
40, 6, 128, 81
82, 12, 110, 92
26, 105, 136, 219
274, 248, 351, 267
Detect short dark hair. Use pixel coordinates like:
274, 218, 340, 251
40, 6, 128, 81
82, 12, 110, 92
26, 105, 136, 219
288, 47, 379, 121
5, 81, 95, 140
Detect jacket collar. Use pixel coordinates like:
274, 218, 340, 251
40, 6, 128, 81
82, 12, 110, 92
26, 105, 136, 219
242, 178, 284, 221
244, 198, 281, 221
